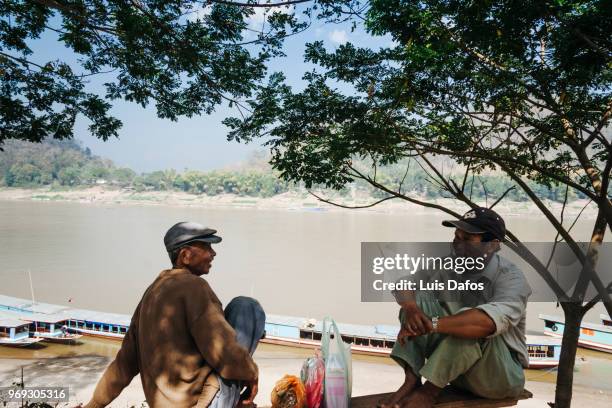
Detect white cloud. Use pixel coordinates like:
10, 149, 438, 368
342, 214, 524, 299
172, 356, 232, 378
246, 5, 295, 31
247, 8, 267, 27
329, 29, 348, 45
184, 5, 212, 23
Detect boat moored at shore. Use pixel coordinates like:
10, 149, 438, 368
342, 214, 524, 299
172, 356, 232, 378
19, 312, 83, 344
540, 314, 612, 353
0, 294, 574, 368
263, 315, 562, 369
64, 309, 130, 339
0, 316, 43, 348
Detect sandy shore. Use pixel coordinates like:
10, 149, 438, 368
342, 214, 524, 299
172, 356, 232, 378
0, 343, 609, 407
0, 186, 598, 219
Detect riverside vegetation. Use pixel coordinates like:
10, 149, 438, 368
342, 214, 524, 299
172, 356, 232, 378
0, 139, 586, 203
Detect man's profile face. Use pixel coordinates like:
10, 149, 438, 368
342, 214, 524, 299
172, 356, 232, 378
452, 228, 485, 258
180, 242, 216, 275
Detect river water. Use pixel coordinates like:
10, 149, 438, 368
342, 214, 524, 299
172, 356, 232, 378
0, 199, 610, 393
0, 199, 607, 329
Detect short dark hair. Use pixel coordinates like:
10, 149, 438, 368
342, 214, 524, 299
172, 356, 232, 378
168, 247, 182, 267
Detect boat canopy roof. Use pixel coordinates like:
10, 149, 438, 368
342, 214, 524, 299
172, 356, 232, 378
539, 314, 612, 333
266, 314, 399, 340
15, 312, 69, 324
525, 335, 562, 345
0, 295, 131, 327
66, 308, 131, 327
0, 295, 30, 309
0, 295, 69, 314
0, 316, 29, 328
0, 309, 69, 324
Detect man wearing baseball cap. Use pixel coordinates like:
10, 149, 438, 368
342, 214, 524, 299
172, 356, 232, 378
381, 208, 531, 408
85, 222, 265, 408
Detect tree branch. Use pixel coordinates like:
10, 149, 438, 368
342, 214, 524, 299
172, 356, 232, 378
408, 140, 597, 200
490, 186, 516, 209
346, 165, 464, 219
308, 190, 396, 209
208, 0, 311, 7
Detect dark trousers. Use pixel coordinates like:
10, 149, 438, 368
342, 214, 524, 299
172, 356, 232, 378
209, 296, 266, 407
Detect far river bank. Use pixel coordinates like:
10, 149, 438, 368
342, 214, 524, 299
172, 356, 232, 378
0, 186, 599, 218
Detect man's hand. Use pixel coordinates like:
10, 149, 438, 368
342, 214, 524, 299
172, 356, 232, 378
241, 378, 258, 405
398, 301, 433, 344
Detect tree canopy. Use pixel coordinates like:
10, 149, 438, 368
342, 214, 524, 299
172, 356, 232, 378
227, 0, 611, 219
0, 0, 315, 147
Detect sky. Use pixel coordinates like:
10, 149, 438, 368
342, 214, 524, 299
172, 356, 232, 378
28, 5, 390, 173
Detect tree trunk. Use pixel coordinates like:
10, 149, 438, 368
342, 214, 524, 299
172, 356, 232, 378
554, 303, 583, 408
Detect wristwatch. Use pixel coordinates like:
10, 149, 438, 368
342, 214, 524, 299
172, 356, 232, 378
431, 316, 439, 332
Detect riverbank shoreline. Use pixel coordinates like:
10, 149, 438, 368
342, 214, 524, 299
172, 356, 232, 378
0, 186, 598, 218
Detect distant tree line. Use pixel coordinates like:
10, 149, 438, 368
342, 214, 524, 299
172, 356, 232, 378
0, 140, 584, 202
0, 139, 290, 197
360, 163, 587, 203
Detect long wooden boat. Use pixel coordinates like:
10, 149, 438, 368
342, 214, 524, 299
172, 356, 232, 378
0, 294, 129, 340
21, 313, 83, 344
540, 314, 612, 353
263, 315, 398, 356
0, 309, 82, 344
263, 315, 560, 369
0, 294, 560, 367
0, 316, 44, 348
63, 308, 130, 339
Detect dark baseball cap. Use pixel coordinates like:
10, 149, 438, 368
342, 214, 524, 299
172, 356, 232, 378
442, 207, 506, 240
164, 221, 222, 252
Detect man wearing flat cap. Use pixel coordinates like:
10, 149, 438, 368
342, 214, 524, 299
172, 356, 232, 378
380, 208, 531, 408
85, 222, 265, 408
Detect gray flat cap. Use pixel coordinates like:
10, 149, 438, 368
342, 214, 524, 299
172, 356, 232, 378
164, 221, 222, 252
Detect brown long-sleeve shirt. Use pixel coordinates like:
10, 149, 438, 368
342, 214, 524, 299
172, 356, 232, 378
85, 268, 258, 408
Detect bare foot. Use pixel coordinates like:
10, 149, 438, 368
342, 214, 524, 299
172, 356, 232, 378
396, 382, 442, 408
377, 368, 421, 408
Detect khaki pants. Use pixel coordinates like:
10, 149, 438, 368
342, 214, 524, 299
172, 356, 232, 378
390, 293, 525, 399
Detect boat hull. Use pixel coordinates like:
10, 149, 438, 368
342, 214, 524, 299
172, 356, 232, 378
35, 333, 83, 344
262, 335, 558, 368
0, 337, 44, 348
67, 327, 123, 340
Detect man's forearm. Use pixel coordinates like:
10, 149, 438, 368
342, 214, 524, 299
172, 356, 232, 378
84, 358, 136, 408
436, 309, 496, 339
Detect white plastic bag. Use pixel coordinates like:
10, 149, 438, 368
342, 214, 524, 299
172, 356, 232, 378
321, 317, 352, 408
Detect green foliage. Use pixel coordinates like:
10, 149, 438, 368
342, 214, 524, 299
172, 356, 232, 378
0, 139, 586, 202
227, 0, 611, 206
0, 0, 309, 147
160, 169, 289, 197
0, 139, 115, 186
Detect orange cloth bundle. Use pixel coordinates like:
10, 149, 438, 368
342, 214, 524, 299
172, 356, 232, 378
270, 374, 307, 408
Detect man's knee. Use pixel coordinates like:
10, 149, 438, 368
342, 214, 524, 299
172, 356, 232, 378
438, 335, 480, 350
226, 296, 264, 315
430, 335, 482, 365
224, 296, 266, 329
